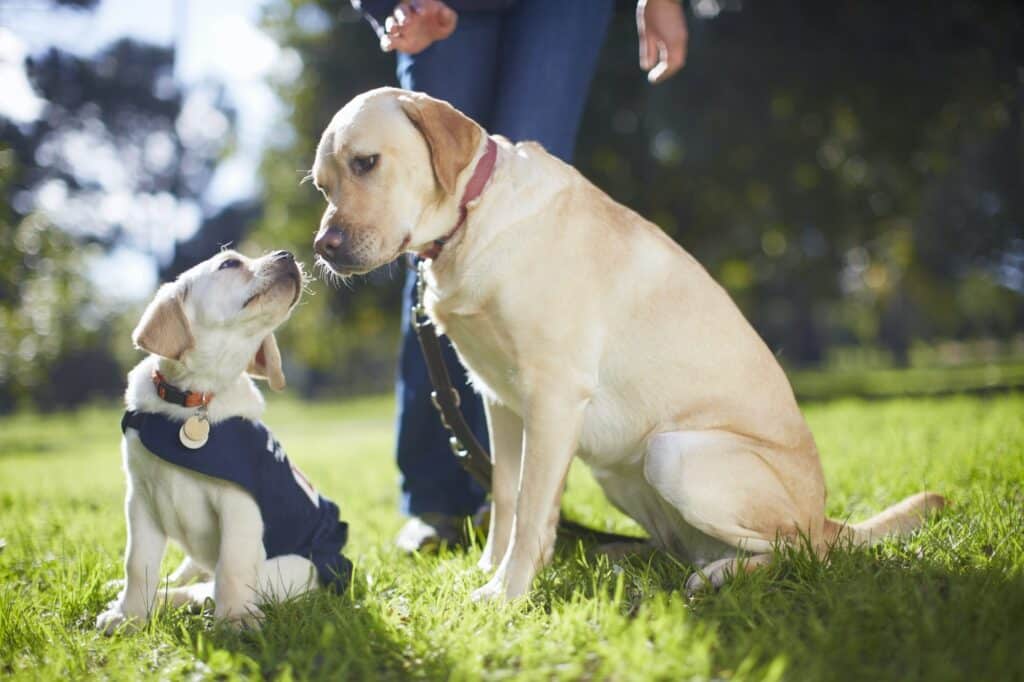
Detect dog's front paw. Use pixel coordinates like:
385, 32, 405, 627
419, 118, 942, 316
477, 550, 497, 573
95, 607, 142, 635
472, 563, 536, 602
470, 577, 507, 603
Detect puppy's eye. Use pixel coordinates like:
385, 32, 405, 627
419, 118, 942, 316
350, 154, 379, 176
218, 258, 242, 271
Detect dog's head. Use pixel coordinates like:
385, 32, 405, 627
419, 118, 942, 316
311, 87, 484, 276
132, 250, 303, 390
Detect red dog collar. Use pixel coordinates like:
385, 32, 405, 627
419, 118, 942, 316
420, 137, 498, 261
151, 370, 213, 409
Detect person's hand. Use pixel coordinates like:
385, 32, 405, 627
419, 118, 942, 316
636, 0, 688, 84
380, 0, 458, 55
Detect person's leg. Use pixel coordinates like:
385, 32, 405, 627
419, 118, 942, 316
492, 0, 615, 162
393, 14, 498, 536
396, 12, 500, 123
396, 271, 489, 520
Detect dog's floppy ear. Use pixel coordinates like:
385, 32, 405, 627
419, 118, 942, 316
132, 284, 194, 360
247, 333, 286, 391
398, 92, 482, 196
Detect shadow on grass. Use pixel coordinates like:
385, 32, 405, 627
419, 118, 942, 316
695, 547, 1024, 680
171, 577, 454, 681
531, 533, 1024, 681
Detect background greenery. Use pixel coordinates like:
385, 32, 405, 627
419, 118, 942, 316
1, 0, 1022, 407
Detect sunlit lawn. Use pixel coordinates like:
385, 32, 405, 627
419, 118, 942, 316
1, 392, 1022, 680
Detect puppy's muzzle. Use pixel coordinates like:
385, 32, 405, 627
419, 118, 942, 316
246, 251, 302, 308
275, 252, 303, 306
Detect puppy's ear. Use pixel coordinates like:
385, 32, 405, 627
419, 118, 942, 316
247, 334, 285, 391
398, 92, 482, 196
132, 284, 194, 360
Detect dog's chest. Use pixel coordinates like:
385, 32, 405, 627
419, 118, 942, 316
124, 435, 242, 567
437, 309, 523, 411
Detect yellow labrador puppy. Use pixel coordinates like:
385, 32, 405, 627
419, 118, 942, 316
311, 87, 943, 601
97, 250, 352, 633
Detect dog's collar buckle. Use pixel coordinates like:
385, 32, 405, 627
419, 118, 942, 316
419, 136, 498, 261
151, 370, 213, 409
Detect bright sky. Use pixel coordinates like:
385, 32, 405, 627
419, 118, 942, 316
0, 0, 299, 301
2, 0, 287, 206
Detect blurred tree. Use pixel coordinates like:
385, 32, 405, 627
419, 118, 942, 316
0, 31, 241, 409
255, 0, 401, 395
255, 0, 1022, 391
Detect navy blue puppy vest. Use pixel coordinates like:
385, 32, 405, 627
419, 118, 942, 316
121, 410, 352, 591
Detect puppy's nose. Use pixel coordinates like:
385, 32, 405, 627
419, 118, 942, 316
273, 250, 294, 262
314, 229, 343, 261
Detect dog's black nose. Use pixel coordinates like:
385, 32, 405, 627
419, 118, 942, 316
314, 229, 343, 261
273, 250, 294, 262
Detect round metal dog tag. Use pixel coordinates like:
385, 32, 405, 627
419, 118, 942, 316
179, 414, 210, 449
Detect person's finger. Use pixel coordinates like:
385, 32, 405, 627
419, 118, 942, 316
394, 3, 411, 27
640, 34, 658, 72
660, 38, 686, 78
438, 4, 457, 30
636, 1, 648, 69
647, 42, 668, 83
388, 33, 416, 52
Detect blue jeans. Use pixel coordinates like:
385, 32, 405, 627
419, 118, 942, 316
394, 0, 614, 517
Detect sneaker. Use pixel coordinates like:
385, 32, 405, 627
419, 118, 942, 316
395, 514, 467, 553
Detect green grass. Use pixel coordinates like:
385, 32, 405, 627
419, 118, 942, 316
1, 393, 1023, 681
789, 360, 1024, 401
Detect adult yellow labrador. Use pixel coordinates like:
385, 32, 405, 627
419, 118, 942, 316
311, 87, 944, 601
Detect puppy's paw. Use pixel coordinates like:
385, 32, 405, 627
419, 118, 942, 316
95, 607, 142, 636
217, 603, 264, 630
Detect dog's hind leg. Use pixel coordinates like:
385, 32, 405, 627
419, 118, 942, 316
643, 429, 826, 592
683, 553, 774, 594
167, 556, 212, 586
158, 581, 215, 611
156, 557, 317, 613
255, 555, 319, 604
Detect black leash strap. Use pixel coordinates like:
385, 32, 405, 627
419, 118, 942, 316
411, 261, 644, 546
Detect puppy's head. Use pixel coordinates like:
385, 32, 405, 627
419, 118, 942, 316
132, 250, 303, 390
311, 87, 483, 276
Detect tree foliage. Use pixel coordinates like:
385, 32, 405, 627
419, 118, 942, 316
0, 36, 238, 409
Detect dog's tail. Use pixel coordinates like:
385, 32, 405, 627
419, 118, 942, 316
824, 491, 947, 547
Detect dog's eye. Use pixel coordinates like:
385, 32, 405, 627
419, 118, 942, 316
218, 258, 242, 271
350, 154, 379, 176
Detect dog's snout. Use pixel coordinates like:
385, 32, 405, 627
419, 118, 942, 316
314, 229, 344, 261
273, 250, 294, 262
